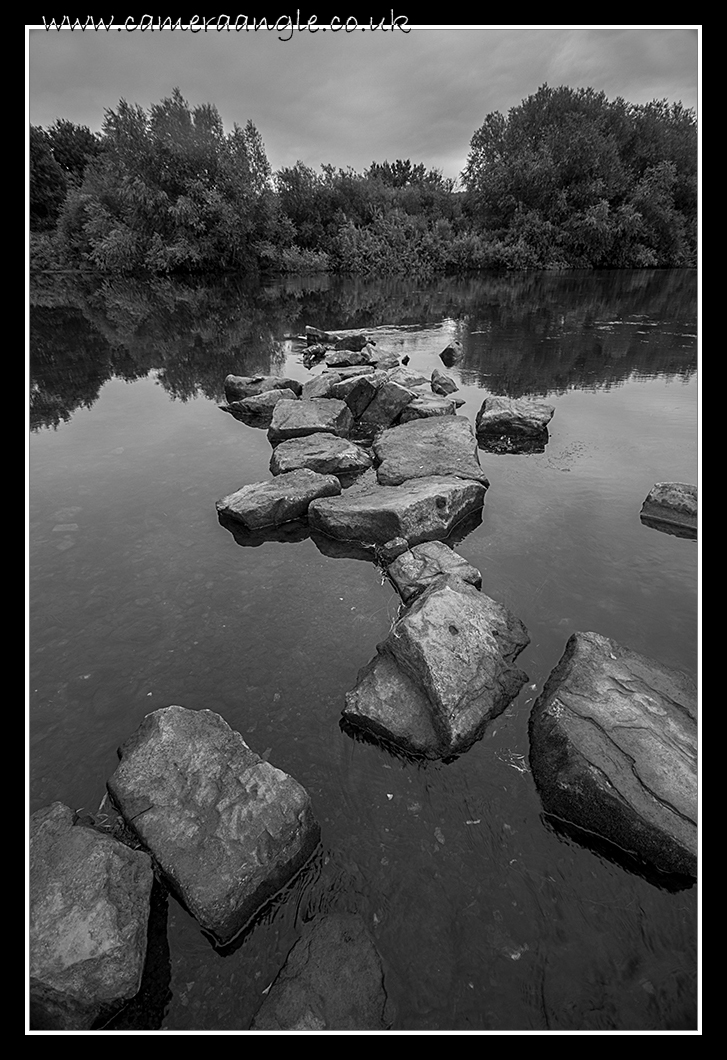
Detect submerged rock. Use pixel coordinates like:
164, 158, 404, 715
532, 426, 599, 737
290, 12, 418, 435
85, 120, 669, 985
252, 913, 392, 1030
224, 374, 302, 402
640, 482, 697, 539
344, 576, 529, 758
269, 435, 373, 478
386, 540, 482, 604
529, 631, 697, 877
30, 802, 153, 1030
107, 705, 321, 946
476, 396, 555, 449
216, 469, 340, 530
268, 398, 354, 446
373, 416, 490, 487
308, 475, 486, 548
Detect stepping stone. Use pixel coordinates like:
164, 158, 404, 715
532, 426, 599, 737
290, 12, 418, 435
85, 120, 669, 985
386, 540, 482, 604
30, 802, 153, 1029
328, 372, 387, 418
220, 388, 299, 426
308, 475, 486, 548
345, 576, 529, 758
640, 482, 697, 539
373, 416, 490, 487
356, 381, 415, 434
216, 468, 340, 530
268, 399, 354, 446
252, 913, 392, 1030
270, 435, 373, 478
107, 706, 321, 945
529, 631, 697, 877
398, 394, 458, 422
431, 368, 459, 395
324, 349, 375, 369
224, 375, 302, 402
301, 373, 343, 400
476, 395, 555, 449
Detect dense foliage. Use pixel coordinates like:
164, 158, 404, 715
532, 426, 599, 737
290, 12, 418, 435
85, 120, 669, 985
30, 84, 697, 275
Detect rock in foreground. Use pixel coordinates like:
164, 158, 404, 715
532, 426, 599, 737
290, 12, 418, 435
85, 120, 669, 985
344, 576, 529, 758
30, 802, 153, 1029
308, 475, 486, 549
216, 468, 340, 530
251, 913, 392, 1030
107, 706, 320, 945
640, 482, 697, 539
529, 632, 697, 877
373, 416, 490, 487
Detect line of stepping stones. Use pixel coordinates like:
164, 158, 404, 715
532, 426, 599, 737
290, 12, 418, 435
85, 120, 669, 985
29, 325, 698, 1030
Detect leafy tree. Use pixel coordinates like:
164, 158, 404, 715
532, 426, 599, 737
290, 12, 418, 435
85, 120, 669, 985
30, 126, 67, 230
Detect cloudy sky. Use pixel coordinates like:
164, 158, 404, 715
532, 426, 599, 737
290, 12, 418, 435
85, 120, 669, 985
27, 24, 699, 184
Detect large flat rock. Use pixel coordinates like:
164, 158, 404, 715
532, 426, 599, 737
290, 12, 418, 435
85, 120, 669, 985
30, 802, 153, 1029
216, 468, 340, 530
107, 706, 320, 945
528, 632, 697, 877
398, 394, 458, 422
308, 475, 486, 548
268, 398, 354, 446
373, 416, 490, 487
640, 482, 697, 539
224, 375, 302, 402
270, 435, 373, 478
251, 913, 392, 1029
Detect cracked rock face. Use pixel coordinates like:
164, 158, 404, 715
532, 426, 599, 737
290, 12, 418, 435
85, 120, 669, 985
528, 632, 697, 877
107, 706, 320, 945
386, 540, 482, 604
251, 913, 392, 1030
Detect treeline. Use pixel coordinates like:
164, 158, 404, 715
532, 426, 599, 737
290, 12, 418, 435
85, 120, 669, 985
30, 85, 697, 276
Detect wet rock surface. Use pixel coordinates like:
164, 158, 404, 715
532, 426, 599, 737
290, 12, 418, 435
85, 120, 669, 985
251, 913, 392, 1030
224, 374, 302, 402
30, 802, 153, 1030
640, 482, 697, 538
373, 416, 490, 487
529, 631, 697, 877
216, 468, 340, 530
308, 475, 486, 548
268, 398, 354, 446
107, 706, 321, 946
269, 434, 374, 478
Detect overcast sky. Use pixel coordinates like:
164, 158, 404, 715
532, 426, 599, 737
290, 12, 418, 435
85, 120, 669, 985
27, 24, 699, 184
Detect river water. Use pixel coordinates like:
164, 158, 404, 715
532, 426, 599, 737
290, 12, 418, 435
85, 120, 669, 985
28, 269, 699, 1031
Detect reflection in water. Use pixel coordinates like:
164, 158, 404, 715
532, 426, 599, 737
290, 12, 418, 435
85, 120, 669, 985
30, 270, 696, 430
29, 269, 698, 1031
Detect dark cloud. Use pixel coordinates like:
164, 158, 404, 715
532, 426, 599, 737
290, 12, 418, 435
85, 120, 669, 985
28, 26, 698, 181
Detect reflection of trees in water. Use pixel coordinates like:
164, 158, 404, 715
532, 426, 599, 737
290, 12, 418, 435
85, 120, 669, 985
29, 269, 696, 430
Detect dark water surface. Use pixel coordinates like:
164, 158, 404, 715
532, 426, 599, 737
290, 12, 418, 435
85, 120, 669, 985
29, 270, 699, 1031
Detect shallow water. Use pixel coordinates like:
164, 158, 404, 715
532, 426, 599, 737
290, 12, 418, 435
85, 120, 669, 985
28, 269, 699, 1031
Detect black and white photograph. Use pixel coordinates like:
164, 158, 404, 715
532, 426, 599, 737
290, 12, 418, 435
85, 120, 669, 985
27, 22, 700, 1033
